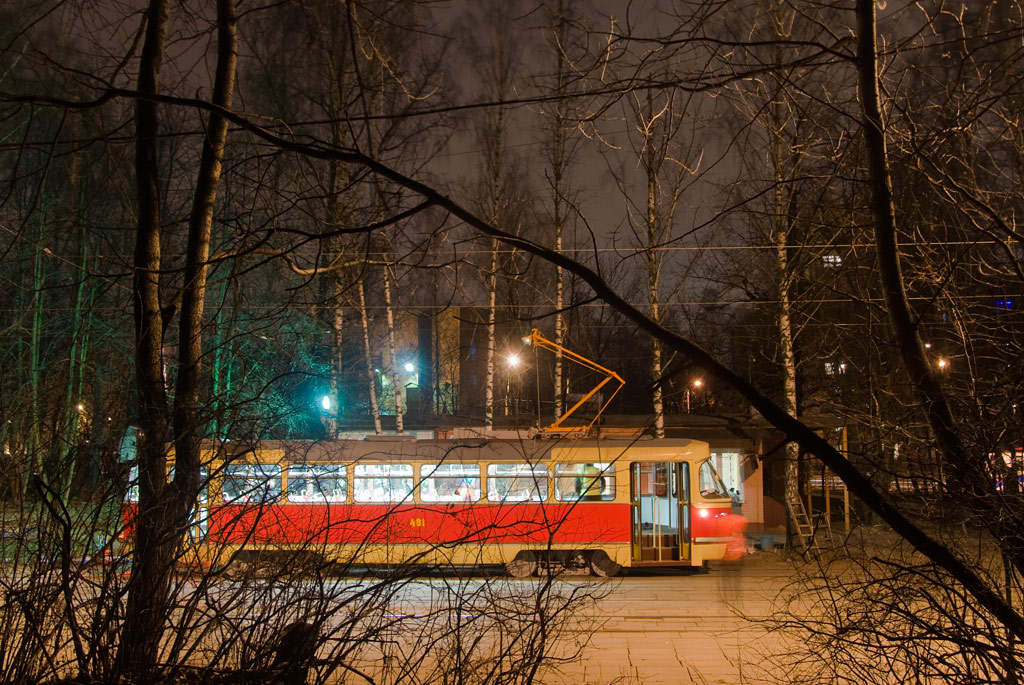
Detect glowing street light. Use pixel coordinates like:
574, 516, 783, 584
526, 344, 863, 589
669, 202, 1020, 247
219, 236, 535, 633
504, 353, 524, 416
686, 378, 703, 413
937, 358, 949, 370
320, 395, 332, 411
404, 362, 415, 373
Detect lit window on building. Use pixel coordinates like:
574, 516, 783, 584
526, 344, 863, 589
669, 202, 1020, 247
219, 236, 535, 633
825, 361, 847, 376
821, 254, 843, 267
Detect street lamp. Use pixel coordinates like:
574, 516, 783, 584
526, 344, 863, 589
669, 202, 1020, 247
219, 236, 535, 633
686, 379, 703, 413
504, 353, 523, 416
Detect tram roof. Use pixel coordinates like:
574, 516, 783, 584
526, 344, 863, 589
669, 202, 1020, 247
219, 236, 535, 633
202, 437, 710, 464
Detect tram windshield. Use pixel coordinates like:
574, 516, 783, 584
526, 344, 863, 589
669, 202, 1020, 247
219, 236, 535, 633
698, 459, 730, 499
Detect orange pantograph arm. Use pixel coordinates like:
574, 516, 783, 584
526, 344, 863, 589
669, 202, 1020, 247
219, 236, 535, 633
526, 328, 625, 433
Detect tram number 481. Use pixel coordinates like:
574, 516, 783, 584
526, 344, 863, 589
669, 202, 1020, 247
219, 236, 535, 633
408, 517, 427, 527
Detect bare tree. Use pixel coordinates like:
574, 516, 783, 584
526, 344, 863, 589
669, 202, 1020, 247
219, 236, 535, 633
117, 0, 238, 675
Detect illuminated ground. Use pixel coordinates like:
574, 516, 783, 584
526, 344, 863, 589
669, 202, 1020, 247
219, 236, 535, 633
333, 551, 800, 684
562, 554, 799, 684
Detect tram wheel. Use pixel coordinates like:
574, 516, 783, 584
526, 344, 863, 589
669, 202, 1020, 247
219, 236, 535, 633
588, 551, 622, 577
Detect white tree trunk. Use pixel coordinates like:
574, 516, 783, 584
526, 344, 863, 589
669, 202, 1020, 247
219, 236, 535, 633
358, 281, 382, 435
646, 99, 665, 439
485, 242, 497, 429
384, 270, 403, 434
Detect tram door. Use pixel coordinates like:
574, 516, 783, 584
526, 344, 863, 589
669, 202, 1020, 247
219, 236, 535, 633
631, 462, 690, 562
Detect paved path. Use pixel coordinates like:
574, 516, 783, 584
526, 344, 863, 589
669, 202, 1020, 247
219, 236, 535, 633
341, 552, 799, 684
551, 555, 799, 684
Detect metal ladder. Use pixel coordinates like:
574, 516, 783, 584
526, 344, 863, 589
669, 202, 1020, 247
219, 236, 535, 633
786, 491, 820, 552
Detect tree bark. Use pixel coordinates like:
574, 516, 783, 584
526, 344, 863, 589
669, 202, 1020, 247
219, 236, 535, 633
358, 280, 383, 434
119, 0, 236, 675
384, 268, 404, 433
770, 5, 801, 545
117, 0, 171, 674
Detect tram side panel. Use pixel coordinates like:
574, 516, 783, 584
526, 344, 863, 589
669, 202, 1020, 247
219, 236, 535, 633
120, 441, 742, 572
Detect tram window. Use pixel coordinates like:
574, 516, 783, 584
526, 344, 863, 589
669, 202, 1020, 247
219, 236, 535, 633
353, 463, 414, 502
486, 464, 548, 502
420, 463, 481, 502
222, 464, 282, 504
128, 466, 208, 503
555, 463, 615, 501
287, 464, 347, 503
698, 459, 731, 499
170, 466, 209, 504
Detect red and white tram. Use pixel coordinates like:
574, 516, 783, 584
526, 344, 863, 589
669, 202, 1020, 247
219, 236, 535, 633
124, 437, 743, 576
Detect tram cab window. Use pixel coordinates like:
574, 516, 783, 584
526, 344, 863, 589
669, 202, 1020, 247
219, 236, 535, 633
287, 464, 347, 503
698, 459, 731, 499
420, 463, 481, 502
353, 463, 414, 502
486, 464, 548, 502
555, 463, 615, 501
222, 464, 282, 504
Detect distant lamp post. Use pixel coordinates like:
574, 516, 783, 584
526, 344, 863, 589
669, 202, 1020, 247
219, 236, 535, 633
320, 395, 332, 411
404, 362, 415, 373
937, 358, 949, 370
686, 379, 703, 413
505, 353, 523, 416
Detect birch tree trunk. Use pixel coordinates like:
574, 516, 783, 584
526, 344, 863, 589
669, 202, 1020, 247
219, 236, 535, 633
384, 269, 404, 433
358, 280, 383, 434
770, 3, 801, 544
545, 0, 575, 422
485, 239, 497, 429
644, 92, 665, 439
322, 8, 351, 438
